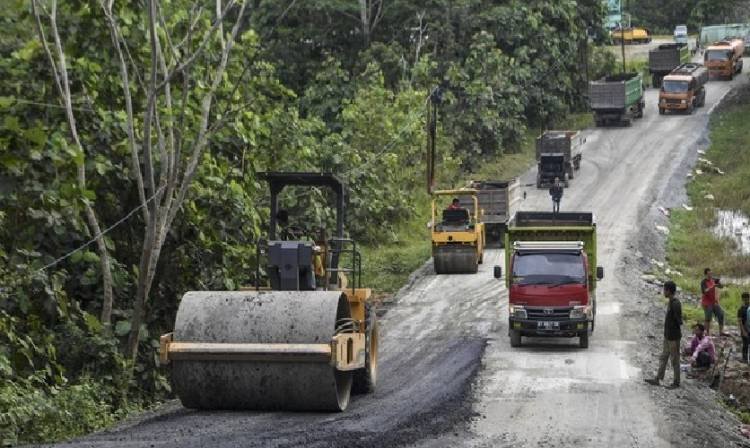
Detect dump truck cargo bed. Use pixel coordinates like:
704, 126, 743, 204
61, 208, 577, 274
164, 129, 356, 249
589, 73, 643, 109
649, 43, 690, 73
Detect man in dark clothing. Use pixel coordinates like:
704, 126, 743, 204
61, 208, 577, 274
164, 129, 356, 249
447, 198, 462, 210
549, 177, 563, 213
645, 280, 682, 389
739, 292, 750, 363
700, 268, 725, 336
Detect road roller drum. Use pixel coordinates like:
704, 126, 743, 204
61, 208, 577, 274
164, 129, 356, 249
433, 245, 479, 274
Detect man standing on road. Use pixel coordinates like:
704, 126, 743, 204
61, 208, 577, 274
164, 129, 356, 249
738, 292, 750, 362
549, 177, 563, 214
645, 280, 682, 389
701, 268, 725, 336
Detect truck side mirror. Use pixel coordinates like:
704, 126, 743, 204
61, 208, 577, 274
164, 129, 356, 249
596, 266, 604, 280
493, 266, 502, 279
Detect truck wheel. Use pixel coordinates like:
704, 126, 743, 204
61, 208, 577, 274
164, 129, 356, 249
579, 332, 589, 349
510, 330, 522, 347
659, 108, 665, 115
729, 71, 734, 81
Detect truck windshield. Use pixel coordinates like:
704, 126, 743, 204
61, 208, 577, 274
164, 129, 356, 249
705, 50, 730, 61
661, 80, 688, 93
512, 253, 585, 285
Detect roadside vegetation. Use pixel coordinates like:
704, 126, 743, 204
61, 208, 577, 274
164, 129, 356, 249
666, 85, 750, 325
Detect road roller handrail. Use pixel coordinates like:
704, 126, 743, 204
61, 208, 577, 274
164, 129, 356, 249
327, 238, 362, 293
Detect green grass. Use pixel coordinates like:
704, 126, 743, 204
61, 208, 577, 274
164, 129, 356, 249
359, 196, 432, 295
665, 86, 750, 325
359, 113, 593, 296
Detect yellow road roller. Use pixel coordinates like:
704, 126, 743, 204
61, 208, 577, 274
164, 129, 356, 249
159, 172, 377, 411
431, 189, 485, 274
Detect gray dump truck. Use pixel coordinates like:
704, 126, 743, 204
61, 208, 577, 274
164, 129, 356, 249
536, 130, 584, 188
589, 72, 645, 126
459, 179, 521, 246
648, 43, 690, 87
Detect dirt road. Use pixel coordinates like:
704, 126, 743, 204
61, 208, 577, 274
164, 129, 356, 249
50, 63, 749, 448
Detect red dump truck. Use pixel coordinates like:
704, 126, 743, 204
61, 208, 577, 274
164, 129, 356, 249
704, 38, 745, 79
495, 212, 604, 349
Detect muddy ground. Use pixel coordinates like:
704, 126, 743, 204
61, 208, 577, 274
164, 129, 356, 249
46, 60, 750, 448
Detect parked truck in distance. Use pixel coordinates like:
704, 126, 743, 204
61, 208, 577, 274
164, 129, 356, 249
610, 27, 651, 45
589, 72, 645, 126
535, 131, 584, 188
495, 212, 603, 349
659, 63, 708, 115
704, 38, 745, 79
648, 43, 690, 87
460, 179, 521, 247
674, 25, 688, 45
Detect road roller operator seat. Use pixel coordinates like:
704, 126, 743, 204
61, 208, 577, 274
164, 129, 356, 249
261, 172, 347, 291
267, 241, 317, 290
439, 208, 471, 230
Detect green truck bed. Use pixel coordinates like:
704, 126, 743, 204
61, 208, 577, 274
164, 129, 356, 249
505, 212, 598, 289
588, 72, 643, 110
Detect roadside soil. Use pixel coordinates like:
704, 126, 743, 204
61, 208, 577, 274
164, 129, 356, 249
44, 60, 750, 448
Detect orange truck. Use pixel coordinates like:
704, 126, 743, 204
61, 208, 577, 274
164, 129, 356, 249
704, 38, 745, 80
658, 63, 708, 115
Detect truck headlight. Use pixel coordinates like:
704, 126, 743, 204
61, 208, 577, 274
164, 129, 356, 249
680, 99, 687, 104
510, 305, 527, 319
570, 306, 591, 319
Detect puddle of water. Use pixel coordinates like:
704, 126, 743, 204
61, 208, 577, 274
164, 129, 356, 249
713, 209, 750, 254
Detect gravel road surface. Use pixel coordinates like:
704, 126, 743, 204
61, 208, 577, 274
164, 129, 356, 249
49, 60, 750, 448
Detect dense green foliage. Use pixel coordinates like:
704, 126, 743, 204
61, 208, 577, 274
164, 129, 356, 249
629, 0, 748, 33
0, 0, 606, 443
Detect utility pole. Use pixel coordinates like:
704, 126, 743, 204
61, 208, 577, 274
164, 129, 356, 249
426, 87, 442, 194
620, 0, 626, 73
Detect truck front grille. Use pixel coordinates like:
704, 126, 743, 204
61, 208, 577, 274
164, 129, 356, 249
526, 307, 572, 321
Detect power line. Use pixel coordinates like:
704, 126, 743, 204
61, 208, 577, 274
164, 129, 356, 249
36, 185, 165, 273
341, 87, 436, 181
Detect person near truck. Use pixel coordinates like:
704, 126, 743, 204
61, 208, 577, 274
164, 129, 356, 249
700, 268, 725, 337
739, 292, 750, 362
447, 198, 462, 210
645, 280, 682, 389
549, 177, 563, 213
684, 323, 715, 368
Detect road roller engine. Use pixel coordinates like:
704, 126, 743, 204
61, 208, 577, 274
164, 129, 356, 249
431, 189, 485, 274
159, 172, 378, 412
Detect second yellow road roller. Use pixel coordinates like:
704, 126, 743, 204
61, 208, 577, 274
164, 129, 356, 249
431, 189, 485, 274
159, 172, 378, 411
